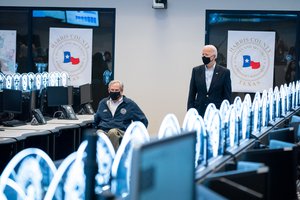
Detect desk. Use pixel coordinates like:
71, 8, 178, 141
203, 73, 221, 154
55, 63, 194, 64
0, 114, 94, 171
195, 107, 300, 183
46, 115, 94, 155
0, 137, 18, 172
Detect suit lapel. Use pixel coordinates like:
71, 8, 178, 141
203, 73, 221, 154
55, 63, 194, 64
200, 66, 207, 92
208, 65, 219, 93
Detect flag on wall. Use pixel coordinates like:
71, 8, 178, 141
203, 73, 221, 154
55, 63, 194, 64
63, 51, 80, 65
227, 31, 275, 93
242, 55, 260, 69
48, 28, 93, 87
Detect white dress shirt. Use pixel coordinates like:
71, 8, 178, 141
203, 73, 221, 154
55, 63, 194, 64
107, 96, 123, 116
205, 63, 216, 91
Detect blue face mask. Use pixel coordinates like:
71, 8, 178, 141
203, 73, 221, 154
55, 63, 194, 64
109, 91, 120, 100
202, 56, 211, 65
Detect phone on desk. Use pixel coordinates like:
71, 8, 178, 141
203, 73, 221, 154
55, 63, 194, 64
61, 105, 78, 120
83, 103, 95, 115
32, 109, 47, 125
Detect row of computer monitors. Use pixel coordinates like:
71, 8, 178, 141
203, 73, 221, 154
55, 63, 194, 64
0, 83, 92, 117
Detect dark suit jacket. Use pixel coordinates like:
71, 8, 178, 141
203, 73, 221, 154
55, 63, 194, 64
187, 64, 232, 117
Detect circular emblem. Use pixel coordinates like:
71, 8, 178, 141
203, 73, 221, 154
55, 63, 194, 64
229, 38, 271, 83
50, 33, 89, 85
120, 108, 127, 115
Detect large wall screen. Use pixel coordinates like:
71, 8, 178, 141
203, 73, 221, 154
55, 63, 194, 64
206, 10, 300, 98
0, 7, 115, 109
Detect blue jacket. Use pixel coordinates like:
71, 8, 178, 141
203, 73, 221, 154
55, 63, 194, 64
93, 96, 148, 132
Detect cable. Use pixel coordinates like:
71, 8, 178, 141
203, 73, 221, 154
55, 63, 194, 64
53, 111, 65, 119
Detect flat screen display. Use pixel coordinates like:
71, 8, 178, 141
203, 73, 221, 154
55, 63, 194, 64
268, 127, 296, 144
240, 147, 297, 200
66, 11, 99, 27
2, 89, 22, 114
47, 86, 73, 107
80, 83, 92, 105
203, 162, 269, 199
130, 131, 196, 200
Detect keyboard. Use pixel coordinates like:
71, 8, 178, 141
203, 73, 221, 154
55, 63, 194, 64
2, 119, 27, 127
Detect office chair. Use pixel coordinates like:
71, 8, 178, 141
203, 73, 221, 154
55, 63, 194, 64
0, 148, 57, 200
158, 113, 181, 139
110, 122, 150, 198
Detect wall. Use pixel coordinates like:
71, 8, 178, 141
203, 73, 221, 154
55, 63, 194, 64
1, 0, 300, 136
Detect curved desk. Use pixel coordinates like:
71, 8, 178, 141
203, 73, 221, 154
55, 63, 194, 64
0, 114, 94, 172
0, 137, 19, 172
195, 108, 300, 183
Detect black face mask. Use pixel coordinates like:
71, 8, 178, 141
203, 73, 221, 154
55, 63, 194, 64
202, 56, 211, 65
109, 91, 121, 100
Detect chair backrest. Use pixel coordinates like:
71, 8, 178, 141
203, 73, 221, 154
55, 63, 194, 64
219, 99, 230, 121
268, 88, 274, 122
233, 96, 242, 118
158, 113, 181, 139
0, 148, 57, 200
95, 131, 116, 189
182, 111, 206, 167
44, 152, 82, 200
261, 90, 268, 127
291, 81, 296, 109
280, 84, 286, 116
251, 92, 261, 134
44, 140, 89, 200
206, 110, 222, 160
203, 103, 217, 124
120, 121, 150, 148
110, 122, 150, 198
274, 86, 281, 119
296, 81, 300, 106
1, 178, 27, 200
224, 105, 238, 150
243, 93, 252, 108
241, 101, 251, 140
182, 108, 199, 131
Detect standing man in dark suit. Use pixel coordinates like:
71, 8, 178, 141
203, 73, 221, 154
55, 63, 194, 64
187, 44, 232, 117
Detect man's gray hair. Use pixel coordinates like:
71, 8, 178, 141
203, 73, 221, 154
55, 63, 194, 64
204, 44, 218, 59
109, 80, 124, 91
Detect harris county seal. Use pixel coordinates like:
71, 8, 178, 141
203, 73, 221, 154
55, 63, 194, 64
228, 37, 272, 87
50, 32, 90, 84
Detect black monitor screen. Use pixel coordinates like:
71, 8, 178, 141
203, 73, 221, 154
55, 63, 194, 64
130, 131, 196, 200
2, 89, 22, 114
68, 86, 74, 105
47, 86, 73, 107
80, 83, 92, 105
268, 127, 296, 144
240, 147, 297, 200
203, 163, 269, 199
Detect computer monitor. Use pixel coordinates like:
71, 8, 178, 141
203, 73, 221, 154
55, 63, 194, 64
29, 90, 38, 110
47, 86, 73, 107
130, 131, 196, 200
239, 145, 297, 200
289, 115, 300, 142
80, 83, 92, 105
0, 89, 23, 114
203, 161, 269, 200
18, 90, 39, 122
268, 127, 296, 144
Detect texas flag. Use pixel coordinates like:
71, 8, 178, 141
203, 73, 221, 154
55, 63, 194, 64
63, 51, 80, 65
242, 55, 260, 69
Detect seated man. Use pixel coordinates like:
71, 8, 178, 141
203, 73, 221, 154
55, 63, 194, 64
93, 80, 148, 151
